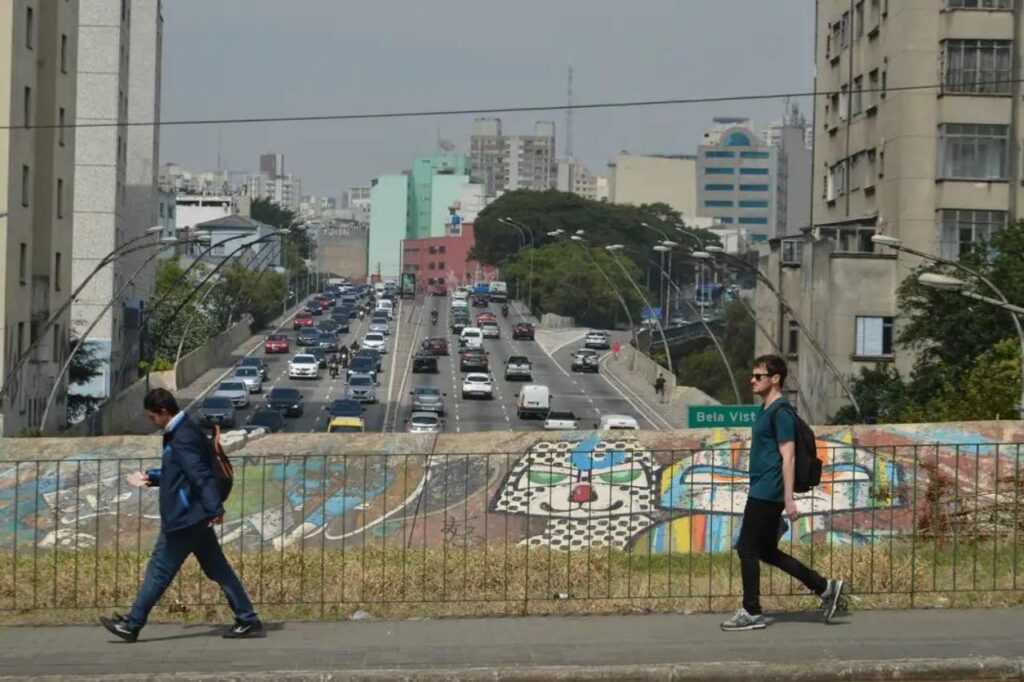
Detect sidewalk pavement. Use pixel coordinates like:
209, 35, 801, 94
0, 609, 1021, 680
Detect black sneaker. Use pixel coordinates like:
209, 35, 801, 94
223, 618, 265, 639
99, 615, 139, 643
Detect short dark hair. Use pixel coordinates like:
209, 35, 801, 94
143, 388, 179, 415
753, 354, 788, 385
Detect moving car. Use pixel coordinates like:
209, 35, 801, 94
375, 299, 394, 319
461, 373, 494, 400
584, 330, 611, 350
214, 380, 250, 408
345, 373, 378, 403
450, 316, 469, 335
459, 349, 489, 372
504, 356, 533, 381
304, 301, 323, 316
362, 332, 387, 353
266, 387, 304, 417
544, 410, 580, 431
406, 411, 445, 434
428, 284, 447, 296
347, 356, 377, 381
244, 409, 285, 433
475, 311, 496, 325
325, 398, 363, 419
369, 318, 390, 335
412, 351, 438, 374
571, 349, 601, 373
354, 348, 383, 372
328, 313, 351, 333
459, 327, 483, 350
596, 414, 640, 430
308, 346, 328, 369
264, 333, 290, 354
288, 354, 320, 379
296, 328, 320, 347
316, 332, 339, 352
516, 384, 550, 419
480, 322, 500, 339
316, 296, 333, 311
233, 366, 263, 394
317, 319, 342, 335
327, 416, 365, 434
410, 386, 445, 414
512, 323, 536, 341
237, 356, 269, 380
293, 312, 315, 329
198, 396, 236, 428
471, 295, 489, 308
421, 337, 449, 356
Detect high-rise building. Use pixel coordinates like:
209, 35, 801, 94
260, 152, 284, 177
764, 103, 813, 237
409, 152, 469, 238
608, 153, 699, 222
754, 0, 1024, 424
557, 158, 604, 201
0, 0, 79, 434
72, 0, 161, 403
367, 175, 409, 279
469, 118, 557, 196
696, 118, 780, 244
247, 152, 301, 211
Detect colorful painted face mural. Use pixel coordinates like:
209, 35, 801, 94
490, 435, 658, 550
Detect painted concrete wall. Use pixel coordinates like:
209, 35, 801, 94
1, 421, 1020, 553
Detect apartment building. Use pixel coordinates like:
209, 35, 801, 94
469, 118, 557, 196
754, 0, 1024, 424
0, 0, 79, 435
607, 153, 700, 222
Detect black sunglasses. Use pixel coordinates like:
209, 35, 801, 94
751, 372, 776, 381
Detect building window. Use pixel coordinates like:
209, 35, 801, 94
839, 84, 849, 121
23, 86, 31, 128
54, 252, 61, 291
437, 245, 446, 254
56, 178, 64, 218
870, 0, 882, 26
781, 239, 803, 265
938, 123, 1009, 180
739, 216, 769, 225
867, 69, 880, 109
740, 167, 769, 176
788, 320, 800, 355
740, 183, 769, 192
705, 150, 735, 158
943, 40, 1012, 94
26, 6, 33, 48
438, 261, 445, 270
58, 108, 66, 146
855, 1, 865, 37
719, 217, 734, 223
52, 325, 60, 363
704, 200, 733, 208
855, 316, 894, 357
852, 76, 863, 115
946, 0, 1013, 8
21, 165, 30, 206
739, 151, 771, 159
704, 184, 734, 191
60, 34, 68, 73
939, 209, 1006, 259
828, 161, 847, 200
428, 262, 435, 271
739, 199, 769, 208
19, 243, 27, 284
705, 167, 735, 175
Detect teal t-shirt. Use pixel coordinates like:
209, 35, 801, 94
748, 397, 795, 503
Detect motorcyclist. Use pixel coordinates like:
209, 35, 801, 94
351, 339, 360, 353
338, 344, 350, 368
328, 355, 339, 378
431, 310, 439, 325
501, 303, 509, 318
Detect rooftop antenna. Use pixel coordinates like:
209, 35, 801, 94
565, 59, 574, 158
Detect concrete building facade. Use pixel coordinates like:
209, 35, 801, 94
607, 153, 699, 222
0, 0, 79, 434
755, 0, 1024, 424
367, 174, 409, 280
469, 118, 557, 196
409, 152, 468, 238
696, 119, 780, 244
557, 158, 605, 201
400, 223, 495, 291
765, 103, 813, 237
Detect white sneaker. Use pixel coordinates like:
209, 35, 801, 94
820, 578, 846, 623
720, 607, 767, 631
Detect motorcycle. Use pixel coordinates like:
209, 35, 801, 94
501, 305, 509, 318
431, 311, 438, 326
329, 361, 340, 379
358, 309, 364, 320
339, 348, 350, 368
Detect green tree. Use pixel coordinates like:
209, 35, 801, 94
143, 257, 218, 368
251, 198, 312, 276
675, 301, 754, 403
66, 339, 105, 422
210, 263, 289, 331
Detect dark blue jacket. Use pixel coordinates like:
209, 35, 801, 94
146, 414, 224, 532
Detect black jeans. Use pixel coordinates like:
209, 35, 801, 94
736, 497, 827, 615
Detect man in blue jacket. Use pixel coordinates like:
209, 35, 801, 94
100, 389, 263, 642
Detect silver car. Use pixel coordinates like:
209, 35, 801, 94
345, 373, 378, 403
369, 320, 390, 335
214, 380, 250, 408
410, 386, 445, 415
406, 411, 444, 433
233, 366, 263, 393
198, 396, 236, 428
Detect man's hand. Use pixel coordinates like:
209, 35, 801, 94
784, 498, 799, 521
208, 515, 224, 527
125, 471, 149, 488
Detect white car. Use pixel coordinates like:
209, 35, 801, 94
232, 366, 263, 393
214, 380, 250, 408
480, 322, 500, 339
461, 373, 494, 400
544, 410, 580, 430
288, 354, 320, 379
584, 330, 611, 349
451, 298, 469, 310
362, 332, 387, 353
597, 414, 640, 430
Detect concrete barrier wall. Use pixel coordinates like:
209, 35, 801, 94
175, 316, 253, 390
539, 312, 575, 329
1, 420, 1021, 553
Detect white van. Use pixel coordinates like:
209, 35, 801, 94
598, 414, 640, 430
460, 327, 484, 350
516, 384, 551, 419
375, 299, 394, 319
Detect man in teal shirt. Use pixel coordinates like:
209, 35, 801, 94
721, 354, 845, 631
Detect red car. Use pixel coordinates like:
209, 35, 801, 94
421, 337, 450, 356
317, 297, 332, 310
264, 333, 290, 354
429, 284, 447, 297
293, 313, 315, 330
476, 312, 496, 325
512, 322, 535, 340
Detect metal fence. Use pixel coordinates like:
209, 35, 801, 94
1, 439, 1021, 617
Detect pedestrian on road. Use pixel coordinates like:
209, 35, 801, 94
721, 354, 844, 632
100, 388, 263, 643
611, 341, 621, 361
653, 373, 666, 398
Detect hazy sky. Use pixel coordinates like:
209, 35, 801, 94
160, 0, 815, 197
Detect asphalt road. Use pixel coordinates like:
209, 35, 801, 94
187, 294, 664, 434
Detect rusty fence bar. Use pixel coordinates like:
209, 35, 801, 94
0, 442, 1021, 616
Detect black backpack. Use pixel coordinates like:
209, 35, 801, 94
206, 425, 235, 501
771, 402, 822, 493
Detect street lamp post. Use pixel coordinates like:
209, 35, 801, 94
502, 217, 536, 310
874, 234, 1024, 419
559, 233, 639, 349
605, 244, 673, 375
702, 246, 863, 421
498, 218, 527, 301
918, 272, 1024, 418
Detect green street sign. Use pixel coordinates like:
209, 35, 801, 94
687, 405, 760, 428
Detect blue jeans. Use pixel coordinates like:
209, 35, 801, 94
127, 523, 257, 629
